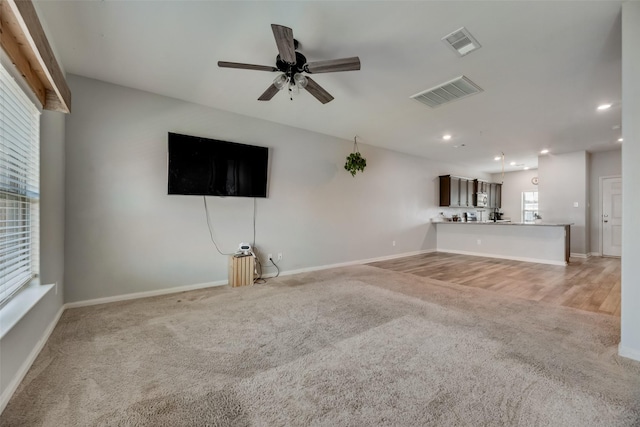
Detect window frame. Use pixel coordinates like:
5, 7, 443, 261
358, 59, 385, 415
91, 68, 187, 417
521, 190, 539, 223
0, 56, 42, 307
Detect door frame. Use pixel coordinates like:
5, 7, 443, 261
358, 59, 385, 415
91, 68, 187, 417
599, 174, 622, 257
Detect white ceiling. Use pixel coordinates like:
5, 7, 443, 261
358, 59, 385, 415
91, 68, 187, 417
35, 0, 623, 173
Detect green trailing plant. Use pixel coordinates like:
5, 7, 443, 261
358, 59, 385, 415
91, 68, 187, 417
344, 137, 367, 177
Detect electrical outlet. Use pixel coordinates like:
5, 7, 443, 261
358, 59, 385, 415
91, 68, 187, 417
392, 240, 396, 247
268, 253, 273, 260
477, 239, 482, 245
277, 253, 283, 261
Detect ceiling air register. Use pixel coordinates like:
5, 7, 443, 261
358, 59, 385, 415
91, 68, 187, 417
410, 75, 483, 108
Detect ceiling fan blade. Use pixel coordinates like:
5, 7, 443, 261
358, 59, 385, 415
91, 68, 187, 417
304, 77, 334, 104
258, 84, 280, 101
271, 24, 296, 64
305, 57, 361, 74
218, 61, 278, 72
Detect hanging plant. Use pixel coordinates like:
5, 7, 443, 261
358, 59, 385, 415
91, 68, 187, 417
344, 136, 367, 177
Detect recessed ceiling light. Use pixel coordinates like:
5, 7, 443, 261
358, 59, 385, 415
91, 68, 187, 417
524, 167, 530, 170
540, 149, 549, 154
510, 161, 516, 166
443, 134, 452, 140
618, 138, 623, 142
597, 103, 612, 111
494, 156, 501, 161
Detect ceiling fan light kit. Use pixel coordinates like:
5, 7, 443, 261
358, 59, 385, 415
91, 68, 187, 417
218, 24, 361, 104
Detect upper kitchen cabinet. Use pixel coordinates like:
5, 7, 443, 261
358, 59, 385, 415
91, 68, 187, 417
440, 175, 458, 207
439, 175, 474, 207
488, 183, 502, 208
440, 175, 501, 208
475, 180, 489, 194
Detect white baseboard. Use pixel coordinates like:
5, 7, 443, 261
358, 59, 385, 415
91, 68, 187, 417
260, 249, 437, 279
437, 249, 567, 266
570, 253, 589, 259
618, 344, 640, 362
69, 249, 437, 307
65, 279, 228, 309
0, 305, 65, 415
589, 252, 602, 257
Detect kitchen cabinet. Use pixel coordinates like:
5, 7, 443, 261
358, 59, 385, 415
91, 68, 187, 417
439, 175, 458, 207
475, 180, 488, 194
459, 178, 468, 207
440, 175, 475, 207
466, 180, 475, 207
488, 183, 502, 208
440, 175, 500, 208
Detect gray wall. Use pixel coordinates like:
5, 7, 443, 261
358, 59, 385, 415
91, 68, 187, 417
0, 110, 66, 401
63, 75, 486, 303
621, 2, 640, 361
490, 169, 538, 222
538, 151, 589, 255
588, 149, 621, 255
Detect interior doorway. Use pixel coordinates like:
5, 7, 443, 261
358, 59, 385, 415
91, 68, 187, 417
601, 176, 622, 257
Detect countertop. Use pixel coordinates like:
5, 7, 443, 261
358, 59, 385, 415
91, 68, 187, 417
432, 221, 571, 227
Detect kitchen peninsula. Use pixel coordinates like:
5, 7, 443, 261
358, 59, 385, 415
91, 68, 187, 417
434, 222, 571, 265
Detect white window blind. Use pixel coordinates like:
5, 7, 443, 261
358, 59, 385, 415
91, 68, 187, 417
0, 62, 40, 306
522, 191, 538, 223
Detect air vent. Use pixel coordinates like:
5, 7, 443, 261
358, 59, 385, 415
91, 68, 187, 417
442, 27, 481, 56
410, 76, 483, 108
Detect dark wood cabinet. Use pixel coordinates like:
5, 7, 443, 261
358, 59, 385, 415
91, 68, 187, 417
441, 176, 501, 208
440, 175, 476, 207
488, 183, 502, 209
489, 183, 496, 208
439, 175, 451, 206
475, 180, 488, 194
459, 178, 468, 207
439, 175, 459, 207
466, 180, 474, 207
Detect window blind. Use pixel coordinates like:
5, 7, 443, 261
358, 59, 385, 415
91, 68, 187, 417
0, 62, 40, 306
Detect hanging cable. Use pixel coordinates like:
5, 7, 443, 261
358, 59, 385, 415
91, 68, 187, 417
203, 196, 234, 256
270, 258, 280, 278
253, 197, 257, 248
501, 151, 505, 184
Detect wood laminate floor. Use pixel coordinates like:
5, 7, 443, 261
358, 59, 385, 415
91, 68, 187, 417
368, 252, 621, 316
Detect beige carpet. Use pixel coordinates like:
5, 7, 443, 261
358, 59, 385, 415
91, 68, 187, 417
2, 265, 639, 426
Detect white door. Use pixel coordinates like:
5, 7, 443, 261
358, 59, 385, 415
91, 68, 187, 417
602, 177, 622, 257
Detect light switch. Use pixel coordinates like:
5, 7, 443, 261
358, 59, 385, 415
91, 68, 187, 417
573, 202, 579, 208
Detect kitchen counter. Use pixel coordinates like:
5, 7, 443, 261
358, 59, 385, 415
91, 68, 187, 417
434, 221, 571, 227
434, 222, 570, 265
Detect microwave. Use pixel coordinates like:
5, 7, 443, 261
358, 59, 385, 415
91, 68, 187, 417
476, 192, 488, 207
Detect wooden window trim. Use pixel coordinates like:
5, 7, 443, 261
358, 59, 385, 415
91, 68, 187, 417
0, 0, 71, 113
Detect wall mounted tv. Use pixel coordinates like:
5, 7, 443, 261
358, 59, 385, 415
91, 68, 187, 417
167, 132, 269, 197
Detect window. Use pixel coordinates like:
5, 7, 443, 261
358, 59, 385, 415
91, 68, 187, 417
522, 191, 538, 223
0, 62, 41, 306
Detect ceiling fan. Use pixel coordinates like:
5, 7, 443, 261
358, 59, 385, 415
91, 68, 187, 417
218, 24, 361, 104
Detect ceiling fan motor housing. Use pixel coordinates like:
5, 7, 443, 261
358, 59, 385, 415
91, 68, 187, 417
276, 51, 307, 76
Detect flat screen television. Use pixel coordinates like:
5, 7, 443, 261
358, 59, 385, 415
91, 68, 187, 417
167, 132, 269, 197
